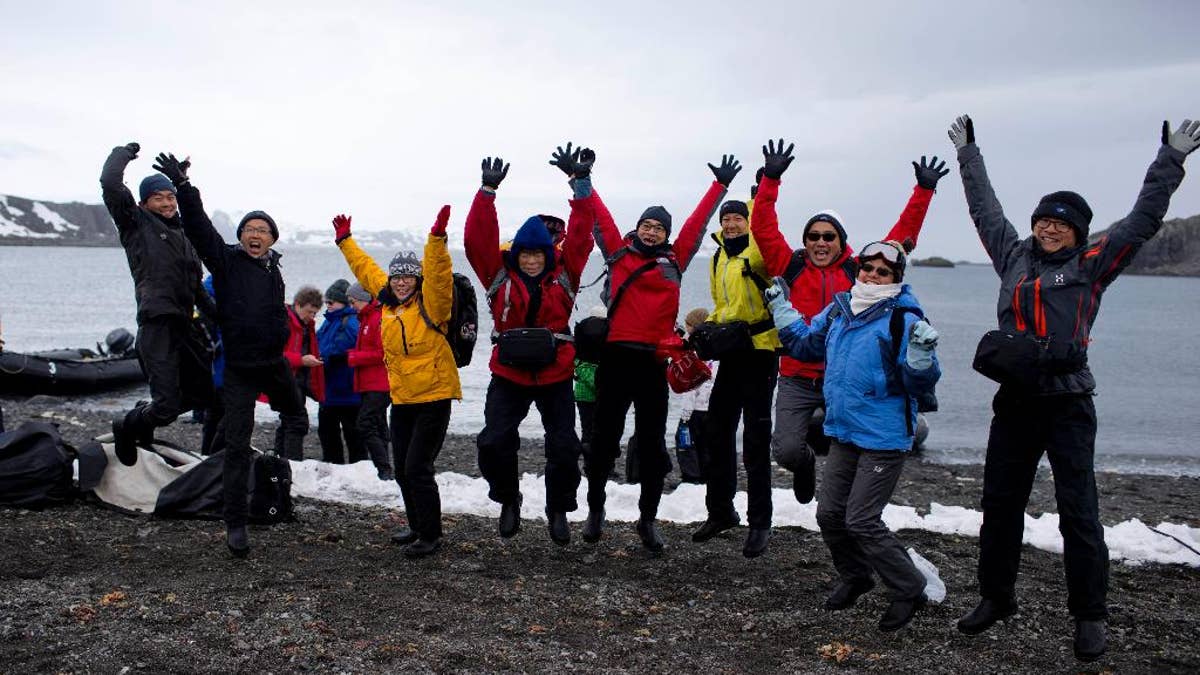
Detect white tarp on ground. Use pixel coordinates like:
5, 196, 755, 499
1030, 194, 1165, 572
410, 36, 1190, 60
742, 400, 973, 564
290, 460, 1200, 569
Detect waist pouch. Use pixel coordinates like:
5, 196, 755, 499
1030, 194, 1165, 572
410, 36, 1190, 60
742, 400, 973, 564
497, 328, 560, 370
690, 321, 755, 361
972, 330, 1086, 390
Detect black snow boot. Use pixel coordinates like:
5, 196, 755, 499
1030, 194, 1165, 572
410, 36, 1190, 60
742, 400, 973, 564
1074, 619, 1107, 662
403, 537, 442, 559
111, 416, 138, 467
547, 510, 570, 546
499, 494, 522, 539
691, 512, 740, 543
823, 578, 876, 611
956, 597, 1018, 635
636, 518, 664, 552
582, 508, 605, 543
390, 527, 418, 545
878, 593, 927, 632
226, 525, 250, 559
742, 528, 770, 558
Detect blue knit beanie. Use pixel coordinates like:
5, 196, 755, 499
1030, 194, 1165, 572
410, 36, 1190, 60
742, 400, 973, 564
139, 174, 176, 203
508, 215, 556, 272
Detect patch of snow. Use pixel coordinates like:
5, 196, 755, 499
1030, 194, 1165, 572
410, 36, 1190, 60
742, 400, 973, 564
290, 462, 1200, 568
31, 201, 78, 231
0, 213, 59, 238
0, 194, 26, 216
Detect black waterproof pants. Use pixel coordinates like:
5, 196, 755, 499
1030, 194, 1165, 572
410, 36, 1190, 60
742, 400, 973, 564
587, 344, 670, 520
222, 359, 305, 527
477, 376, 582, 513
577, 400, 596, 454
200, 389, 225, 456
704, 349, 778, 528
125, 316, 213, 436
977, 390, 1108, 620
318, 403, 365, 464
272, 380, 310, 460
391, 399, 451, 542
357, 391, 392, 475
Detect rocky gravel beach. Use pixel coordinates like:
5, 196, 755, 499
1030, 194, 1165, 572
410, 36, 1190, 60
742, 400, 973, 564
1, 394, 1198, 673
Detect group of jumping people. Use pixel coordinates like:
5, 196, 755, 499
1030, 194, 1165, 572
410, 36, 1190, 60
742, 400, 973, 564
99, 115, 1200, 661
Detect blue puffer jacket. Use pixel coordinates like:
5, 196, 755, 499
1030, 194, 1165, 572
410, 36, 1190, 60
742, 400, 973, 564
318, 305, 361, 406
777, 285, 940, 452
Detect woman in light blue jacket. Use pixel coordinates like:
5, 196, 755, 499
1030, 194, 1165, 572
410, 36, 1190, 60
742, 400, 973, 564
766, 240, 940, 633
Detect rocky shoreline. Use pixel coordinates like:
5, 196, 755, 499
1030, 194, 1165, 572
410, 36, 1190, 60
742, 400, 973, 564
1, 394, 1198, 673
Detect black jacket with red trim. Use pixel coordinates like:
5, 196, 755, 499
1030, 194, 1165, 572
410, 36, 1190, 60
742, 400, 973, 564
957, 142, 1187, 395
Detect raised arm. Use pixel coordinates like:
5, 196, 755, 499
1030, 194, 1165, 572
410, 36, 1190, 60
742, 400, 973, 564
882, 156, 944, 249
333, 215, 389, 296
587, 188, 623, 259
674, 154, 738, 270
156, 153, 227, 273
99, 143, 141, 233
422, 206, 455, 325
950, 116, 1022, 276
1083, 120, 1195, 287
550, 143, 598, 286
464, 157, 509, 288
750, 139, 798, 275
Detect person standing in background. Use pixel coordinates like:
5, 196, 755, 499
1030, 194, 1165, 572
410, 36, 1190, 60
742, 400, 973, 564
676, 307, 716, 485
317, 279, 364, 464
272, 287, 324, 460
346, 283, 394, 480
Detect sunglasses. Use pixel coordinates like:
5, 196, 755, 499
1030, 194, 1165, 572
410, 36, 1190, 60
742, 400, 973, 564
859, 262, 894, 278
806, 231, 838, 242
858, 241, 904, 263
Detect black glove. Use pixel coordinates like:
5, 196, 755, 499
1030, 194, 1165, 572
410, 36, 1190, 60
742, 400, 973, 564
761, 139, 795, 180
549, 142, 580, 177
750, 167, 765, 198
152, 152, 190, 186
481, 156, 510, 189
707, 154, 742, 187
122, 142, 141, 159
912, 155, 949, 190
575, 148, 595, 179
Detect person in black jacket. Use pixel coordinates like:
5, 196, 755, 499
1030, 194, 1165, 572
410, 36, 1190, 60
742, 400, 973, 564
152, 152, 305, 558
100, 143, 214, 466
948, 115, 1200, 662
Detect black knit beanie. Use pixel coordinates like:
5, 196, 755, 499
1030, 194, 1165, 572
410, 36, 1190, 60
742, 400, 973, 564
719, 200, 749, 219
1031, 191, 1092, 240
237, 210, 280, 241
638, 205, 673, 235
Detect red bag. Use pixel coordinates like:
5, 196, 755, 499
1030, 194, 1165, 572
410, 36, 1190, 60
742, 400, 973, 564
666, 349, 712, 394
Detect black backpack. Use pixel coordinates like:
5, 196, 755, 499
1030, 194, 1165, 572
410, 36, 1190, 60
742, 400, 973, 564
0, 422, 75, 508
418, 273, 479, 368
248, 452, 294, 524
573, 316, 609, 363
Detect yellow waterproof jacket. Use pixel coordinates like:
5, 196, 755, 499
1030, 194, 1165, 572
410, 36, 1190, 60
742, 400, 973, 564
708, 228, 781, 352
337, 234, 462, 404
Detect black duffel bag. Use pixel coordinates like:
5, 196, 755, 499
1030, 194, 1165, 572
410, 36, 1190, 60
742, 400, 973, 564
497, 328, 560, 370
689, 320, 756, 361
972, 330, 1086, 390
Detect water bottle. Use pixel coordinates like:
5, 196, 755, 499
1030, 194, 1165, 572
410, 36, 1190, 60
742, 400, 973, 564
675, 419, 692, 450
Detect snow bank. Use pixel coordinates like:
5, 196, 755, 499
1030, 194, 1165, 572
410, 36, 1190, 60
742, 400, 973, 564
290, 463, 1200, 568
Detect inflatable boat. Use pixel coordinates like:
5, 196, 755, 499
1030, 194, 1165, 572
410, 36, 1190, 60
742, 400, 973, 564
0, 328, 145, 395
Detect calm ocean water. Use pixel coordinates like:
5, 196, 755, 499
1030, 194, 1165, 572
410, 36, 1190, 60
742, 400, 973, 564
1, 244, 1197, 475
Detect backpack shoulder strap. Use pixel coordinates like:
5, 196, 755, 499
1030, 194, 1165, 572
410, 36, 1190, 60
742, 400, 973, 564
887, 304, 926, 437
782, 249, 807, 286
607, 258, 660, 319
415, 293, 446, 337
840, 257, 858, 283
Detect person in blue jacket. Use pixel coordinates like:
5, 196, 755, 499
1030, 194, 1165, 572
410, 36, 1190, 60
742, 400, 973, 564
199, 275, 227, 455
766, 240, 940, 633
317, 279, 364, 464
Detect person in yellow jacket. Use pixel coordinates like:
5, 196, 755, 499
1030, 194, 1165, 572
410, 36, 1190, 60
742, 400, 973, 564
692, 197, 781, 559
331, 207, 461, 558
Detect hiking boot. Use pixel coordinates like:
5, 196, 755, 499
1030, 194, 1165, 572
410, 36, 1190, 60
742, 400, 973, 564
377, 468, 395, 481
390, 527, 418, 545
499, 495, 522, 539
582, 508, 605, 543
793, 454, 816, 504
742, 528, 770, 558
956, 597, 1018, 636
402, 537, 441, 558
547, 510, 570, 546
878, 593, 927, 632
226, 525, 250, 559
636, 518, 664, 552
823, 578, 876, 611
111, 417, 138, 467
691, 513, 740, 542
1074, 619, 1107, 662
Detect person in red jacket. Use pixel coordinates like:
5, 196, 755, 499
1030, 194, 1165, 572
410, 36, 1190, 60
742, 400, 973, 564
272, 286, 325, 460
346, 283, 394, 481
464, 144, 595, 546
750, 139, 945, 504
580, 152, 739, 551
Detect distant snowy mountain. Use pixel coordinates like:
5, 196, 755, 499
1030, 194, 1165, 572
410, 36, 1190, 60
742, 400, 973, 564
283, 228, 438, 251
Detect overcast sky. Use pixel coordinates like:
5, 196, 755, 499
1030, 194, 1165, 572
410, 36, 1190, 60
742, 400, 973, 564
2, 0, 1198, 261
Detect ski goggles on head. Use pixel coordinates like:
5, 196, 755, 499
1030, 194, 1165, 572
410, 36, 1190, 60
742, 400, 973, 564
858, 241, 905, 263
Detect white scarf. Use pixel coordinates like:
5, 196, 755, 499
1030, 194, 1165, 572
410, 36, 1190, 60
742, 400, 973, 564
849, 282, 902, 316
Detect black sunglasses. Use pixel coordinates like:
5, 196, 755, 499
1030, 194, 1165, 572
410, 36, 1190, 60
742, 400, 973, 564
859, 262, 894, 278
806, 231, 838, 242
